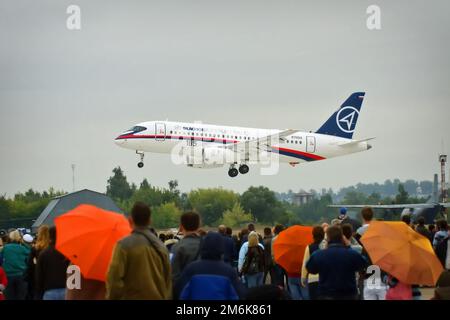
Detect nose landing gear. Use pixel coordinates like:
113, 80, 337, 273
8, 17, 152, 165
136, 151, 145, 168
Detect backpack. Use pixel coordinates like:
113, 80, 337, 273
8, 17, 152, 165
242, 246, 264, 275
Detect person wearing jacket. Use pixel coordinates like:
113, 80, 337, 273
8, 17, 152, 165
415, 217, 432, 243
431, 270, 450, 300
218, 225, 236, 265
25, 225, 50, 300
35, 226, 70, 300
301, 226, 325, 300
175, 232, 245, 300
434, 220, 449, 248
262, 227, 273, 284
270, 224, 286, 287
2, 230, 30, 300
106, 202, 172, 300
0, 265, 7, 300
240, 232, 265, 288
238, 232, 265, 274
306, 225, 367, 300
435, 234, 450, 270
171, 211, 202, 285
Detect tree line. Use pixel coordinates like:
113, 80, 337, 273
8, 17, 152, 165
0, 167, 442, 230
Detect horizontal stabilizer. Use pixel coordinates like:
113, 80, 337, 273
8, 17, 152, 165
338, 137, 375, 147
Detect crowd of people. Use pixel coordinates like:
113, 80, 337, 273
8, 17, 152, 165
0, 203, 449, 300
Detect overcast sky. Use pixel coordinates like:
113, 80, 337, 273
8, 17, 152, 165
1, 0, 449, 197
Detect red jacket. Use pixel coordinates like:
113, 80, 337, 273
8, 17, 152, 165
0, 266, 7, 301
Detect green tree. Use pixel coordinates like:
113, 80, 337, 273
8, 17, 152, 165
168, 180, 179, 193
0, 195, 11, 221
220, 202, 253, 228
366, 192, 382, 205
240, 186, 280, 224
395, 184, 409, 204
152, 202, 182, 229
140, 178, 151, 190
106, 167, 133, 201
188, 188, 238, 226
342, 191, 368, 205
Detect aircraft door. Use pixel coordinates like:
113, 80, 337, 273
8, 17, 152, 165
306, 136, 316, 153
155, 123, 166, 141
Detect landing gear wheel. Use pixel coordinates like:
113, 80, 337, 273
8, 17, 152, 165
239, 164, 249, 174
136, 151, 144, 168
228, 168, 239, 177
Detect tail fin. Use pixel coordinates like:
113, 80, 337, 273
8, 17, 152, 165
316, 92, 365, 139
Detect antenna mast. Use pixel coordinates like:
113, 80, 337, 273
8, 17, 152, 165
71, 164, 76, 192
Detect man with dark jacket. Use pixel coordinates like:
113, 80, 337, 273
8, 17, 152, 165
415, 216, 432, 243
338, 208, 361, 233
175, 232, 245, 300
171, 211, 202, 284
436, 235, 450, 271
35, 226, 70, 300
218, 225, 236, 265
106, 202, 172, 299
306, 225, 367, 300
262, 227, 273, 284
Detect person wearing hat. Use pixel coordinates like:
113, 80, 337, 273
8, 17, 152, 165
22, 234, 34, 247
2, 230, 31, 300
338, 208, 361, 234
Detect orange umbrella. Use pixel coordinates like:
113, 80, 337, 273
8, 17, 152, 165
273, 225, 313, 274
360, 221, 444, 286
55, 204, 131, 282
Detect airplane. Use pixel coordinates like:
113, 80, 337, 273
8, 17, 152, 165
328, 200, 450, 224
114, 92, 373, 177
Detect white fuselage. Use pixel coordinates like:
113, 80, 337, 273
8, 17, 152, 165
115, 121, 371, 169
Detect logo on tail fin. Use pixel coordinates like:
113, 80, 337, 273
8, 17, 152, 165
316, 92, 365, 139
336, 106, 359, 133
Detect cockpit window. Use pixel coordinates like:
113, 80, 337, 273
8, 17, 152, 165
127, 126, 147, 133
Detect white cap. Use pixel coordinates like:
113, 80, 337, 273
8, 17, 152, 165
23, 234, 34, 243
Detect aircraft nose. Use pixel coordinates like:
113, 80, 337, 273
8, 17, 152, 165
115, 136, 125, 146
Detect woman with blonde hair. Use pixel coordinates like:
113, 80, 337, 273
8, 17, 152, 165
239, 231, 265, 288
25, 225, 50, 299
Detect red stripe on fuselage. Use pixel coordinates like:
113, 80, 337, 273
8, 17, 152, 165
273, 147, 326, 160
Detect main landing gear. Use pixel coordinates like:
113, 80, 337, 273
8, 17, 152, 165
136, 151, 144, 168
228, 164, 249, 177
239, 164, 249, 174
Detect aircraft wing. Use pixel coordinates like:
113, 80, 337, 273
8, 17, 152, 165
328, 203, 436, 209
224, 129, 299, 154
